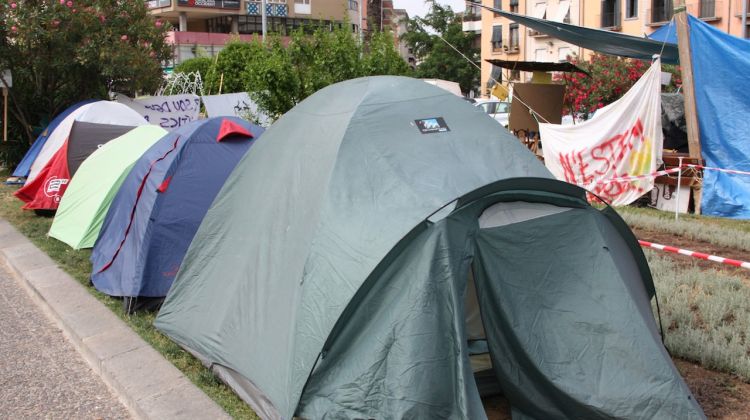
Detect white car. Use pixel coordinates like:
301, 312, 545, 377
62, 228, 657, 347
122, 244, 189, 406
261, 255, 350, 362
475, 99, 510, 127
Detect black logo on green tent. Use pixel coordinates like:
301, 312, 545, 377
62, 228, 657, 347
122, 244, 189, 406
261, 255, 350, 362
415, 117, 450, 134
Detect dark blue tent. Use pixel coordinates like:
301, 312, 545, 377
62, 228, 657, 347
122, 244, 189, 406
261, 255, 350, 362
90, 117, 263, 311
11, 99, 99, 178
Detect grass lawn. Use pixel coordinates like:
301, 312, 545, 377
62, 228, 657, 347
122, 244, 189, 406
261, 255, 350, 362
0, 170, 258, 419
3, 166, 749, 417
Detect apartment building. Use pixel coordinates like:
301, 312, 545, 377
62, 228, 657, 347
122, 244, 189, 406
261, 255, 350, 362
587, 0, 749, 38
479, 0, 527, 96
476, 0, 749, 97
147, 0, 366, 64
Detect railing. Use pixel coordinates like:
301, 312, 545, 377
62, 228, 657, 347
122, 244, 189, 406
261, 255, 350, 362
462, 13, 482, 22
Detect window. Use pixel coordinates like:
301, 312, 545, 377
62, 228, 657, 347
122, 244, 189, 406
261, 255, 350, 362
509, 0, 519, 13
533, 1, 547, 19
558, 46, 572, 62
601, 0, 620, 28
487, 65, 502, 88
554, 0, 571, 22
535, 48, 548, 62
625, 0, 637, 18
651, 0, 673, 23
493, 0, 501, 17
699, 0, 715, 17
509, 24, 519, 49
491, 25, 503, 52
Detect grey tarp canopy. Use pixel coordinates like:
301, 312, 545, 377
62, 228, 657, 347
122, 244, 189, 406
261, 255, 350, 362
478, 6, 680, 64
155, 76, 704, 419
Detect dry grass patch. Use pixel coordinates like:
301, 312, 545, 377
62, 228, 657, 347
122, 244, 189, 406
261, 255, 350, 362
648, 251, 750, 381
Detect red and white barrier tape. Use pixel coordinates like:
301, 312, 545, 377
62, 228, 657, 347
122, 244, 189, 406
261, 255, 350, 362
682, 164, 750, 177
638, 239, 750, 270
578, 163, 750, 188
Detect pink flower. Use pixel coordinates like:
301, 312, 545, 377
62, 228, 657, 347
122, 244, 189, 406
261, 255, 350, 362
60, 0, 65, 4
120, 34, 128, 41
149, 51, 156, 58
66, 0, 72, 7
10, 25, 17, 32
99, 14, 106, 23
51, 19, 60, 27
155, 20, 163, 28
10, 3, 17, 8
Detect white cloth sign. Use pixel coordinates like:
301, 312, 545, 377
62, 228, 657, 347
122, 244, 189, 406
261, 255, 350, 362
540, 59, 663, 206
115, 93, 201, 130
201, 92, 272, 127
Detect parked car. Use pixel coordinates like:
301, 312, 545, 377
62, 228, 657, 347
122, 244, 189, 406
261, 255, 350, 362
475, 99, 510, 127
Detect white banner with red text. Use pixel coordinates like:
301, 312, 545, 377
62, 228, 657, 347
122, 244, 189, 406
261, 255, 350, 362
540, 58, 663, 206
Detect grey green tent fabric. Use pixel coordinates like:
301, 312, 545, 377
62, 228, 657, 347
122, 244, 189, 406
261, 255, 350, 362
478, 6, 680, 64
155, 76, 704, 419
49, 126, 167, 249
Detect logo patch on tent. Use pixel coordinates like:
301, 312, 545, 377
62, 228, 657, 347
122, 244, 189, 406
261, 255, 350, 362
43, 177, 68, 200
415, 117, 450, 134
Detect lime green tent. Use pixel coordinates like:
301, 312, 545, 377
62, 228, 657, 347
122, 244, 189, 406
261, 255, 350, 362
49, 125, 167, 249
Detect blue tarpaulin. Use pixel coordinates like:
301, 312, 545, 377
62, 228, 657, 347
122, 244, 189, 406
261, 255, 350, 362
648, 21, 678, 45
690, 15, 750, 218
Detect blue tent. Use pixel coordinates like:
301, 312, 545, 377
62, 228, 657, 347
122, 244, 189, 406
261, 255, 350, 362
647, 21, 678, 45
689, 15, 750, 218
90, 117, 264, 309
12, 100, 99, 178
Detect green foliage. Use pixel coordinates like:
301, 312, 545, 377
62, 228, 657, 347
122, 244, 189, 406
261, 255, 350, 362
362, 30, 412, 76
556, 53, 647, 119
0, 0, 173, 148
204, 40, 258, 95
555, 54, 683, 120
174, 56, 214, 80
400, 3, 479, 95
239, 25, 411, 119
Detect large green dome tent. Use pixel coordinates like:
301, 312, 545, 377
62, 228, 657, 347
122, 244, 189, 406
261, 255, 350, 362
155, 76, 704, 419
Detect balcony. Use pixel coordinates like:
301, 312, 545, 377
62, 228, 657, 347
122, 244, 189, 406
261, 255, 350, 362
462, 20, 482, 32
528, 29, 550, 37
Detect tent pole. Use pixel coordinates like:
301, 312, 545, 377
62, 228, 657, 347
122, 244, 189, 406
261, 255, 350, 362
673, 0, 702, 213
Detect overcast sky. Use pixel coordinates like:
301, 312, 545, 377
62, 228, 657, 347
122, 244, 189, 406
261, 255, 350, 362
393, 0, 466, 18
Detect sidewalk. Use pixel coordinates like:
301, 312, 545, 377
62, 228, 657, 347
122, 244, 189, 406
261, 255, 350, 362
0, 219, 230, 420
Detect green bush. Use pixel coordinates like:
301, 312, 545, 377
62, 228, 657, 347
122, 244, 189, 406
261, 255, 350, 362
174, 56, 214, 80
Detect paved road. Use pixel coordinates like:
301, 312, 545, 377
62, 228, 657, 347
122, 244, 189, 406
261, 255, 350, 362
0, 264, 131, 419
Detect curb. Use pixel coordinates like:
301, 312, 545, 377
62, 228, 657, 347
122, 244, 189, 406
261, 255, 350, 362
0, 219, 230, 420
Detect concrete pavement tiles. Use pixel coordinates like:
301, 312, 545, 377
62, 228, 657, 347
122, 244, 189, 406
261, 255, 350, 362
0, 219, 230, 420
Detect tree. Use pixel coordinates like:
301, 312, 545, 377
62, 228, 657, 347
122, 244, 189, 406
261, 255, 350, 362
556, 53, 682, 120
242, 24, 411, 119
174, 56, 214, 80
401, 3, 479, 95
204, 40, 258, 95
0, 0, 172, 146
